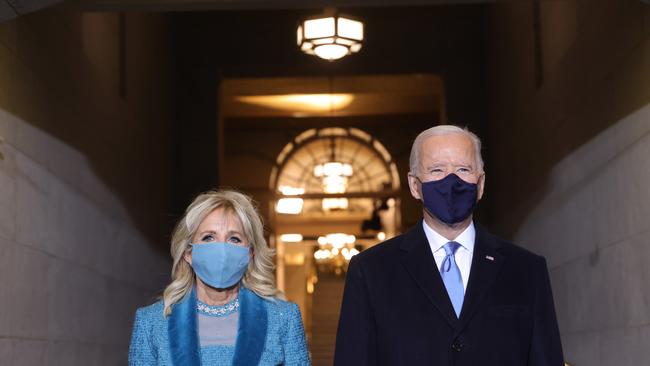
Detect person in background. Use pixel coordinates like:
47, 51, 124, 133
334, 125, 563, 365
129, 189, 310, 365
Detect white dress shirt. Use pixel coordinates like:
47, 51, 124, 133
422, 220, 475, 291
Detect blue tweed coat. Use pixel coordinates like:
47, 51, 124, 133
128, 286, 310, 365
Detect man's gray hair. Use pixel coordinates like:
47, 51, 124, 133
409, 125, 484, 175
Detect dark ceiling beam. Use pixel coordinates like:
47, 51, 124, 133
224, 114, 438, 130
0, 0, 62, 23
81, 0, 495, 12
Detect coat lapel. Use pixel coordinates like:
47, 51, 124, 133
455, 224, 504, 334
168, 287, 202, 366
232, 286, 268, 365
400, 222, 458, 328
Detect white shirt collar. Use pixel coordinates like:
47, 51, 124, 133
422, 219, 476, 254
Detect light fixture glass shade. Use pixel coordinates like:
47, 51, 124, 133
298, 13, 364, 61
342, 163, 353, 176
314, 44, 348, 61
276, 198, 303, 214
314, 232, 360, 263
323, 162, 344, 176
337, 18, 363, 40
323, 175, 347, 193
304, 17, 336, 39
279, 185, 305, 195
276, 186, 305, 214
322, 198, 349, 210
280, 233, 303, 242
301, 42, 314, 52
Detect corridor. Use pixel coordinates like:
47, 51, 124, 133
0, 0, 649, 364
310, 273, 345, 366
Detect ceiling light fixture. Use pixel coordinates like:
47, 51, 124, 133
314, 161, 353, 211
276, 186, 305, 214
297, 11, 364, 61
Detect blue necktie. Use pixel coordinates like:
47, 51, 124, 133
441, 241, 464, 318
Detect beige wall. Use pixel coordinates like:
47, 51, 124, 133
487, 0, 650, 364
0, 4, 173, 364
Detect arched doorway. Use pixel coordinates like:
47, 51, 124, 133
269, 127, 401, 364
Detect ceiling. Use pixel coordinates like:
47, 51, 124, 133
79, 0, 496, 12
1, 0, 488, 22
221, 74, 445, 118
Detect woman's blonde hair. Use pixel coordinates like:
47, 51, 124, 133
162, 189, 282, 316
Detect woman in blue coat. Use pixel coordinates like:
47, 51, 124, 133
129, 190, 310, 365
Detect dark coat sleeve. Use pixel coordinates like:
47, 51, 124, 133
334, 255, 378, 366
528, 257, 564, 366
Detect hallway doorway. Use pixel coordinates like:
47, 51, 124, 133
219, 74, 446, 360
270, 126, 401, 352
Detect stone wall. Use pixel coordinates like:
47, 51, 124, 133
0, 4, 173, 364
487, 0, 650, 364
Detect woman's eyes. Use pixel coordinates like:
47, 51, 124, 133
201, 234, 215, 242
228, 236, 242, 244
199, 235, 243, 244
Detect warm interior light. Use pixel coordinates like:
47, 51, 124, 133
276, 198, 303, 214
303, 17, 336, 39
236, 94, 354, 113
315, 161, 353, 207
342, 163, 353, 176
324, 233, 355, 248
313, 44, 348, 60
337, 18, 363, 40
325, 162, 352, 176
280, 234, 303, 242
377, 231, 386, 241
279, 186, 305, 195
314, 162, 352, 177
323, 175, 347, 193
296, 26, 303, 45
322, 198, 349, 210
314, 248, 333, 260
298, 14, 364, 61
314, 232, 360, 263
342, 248, 359, 261
276, 186, 305, 214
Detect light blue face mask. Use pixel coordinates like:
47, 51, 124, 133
190, 242, 250, 289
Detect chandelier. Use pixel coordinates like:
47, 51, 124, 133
297, 12, 364, 61
275, 186, 305, 214
314, 161, 353, 210
313, 233, 360, 263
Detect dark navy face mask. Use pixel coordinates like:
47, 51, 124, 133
418, 173, 479, 225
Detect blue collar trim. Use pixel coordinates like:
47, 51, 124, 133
167, 286, 268, 366
168, 286, 201, 366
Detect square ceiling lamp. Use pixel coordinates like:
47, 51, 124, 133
297, 12, 364, 61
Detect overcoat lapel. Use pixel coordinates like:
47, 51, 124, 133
168, 287, 201, 366
400, 222, 458, 328
232, 287, 268, 365
455, 225, 504, 335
